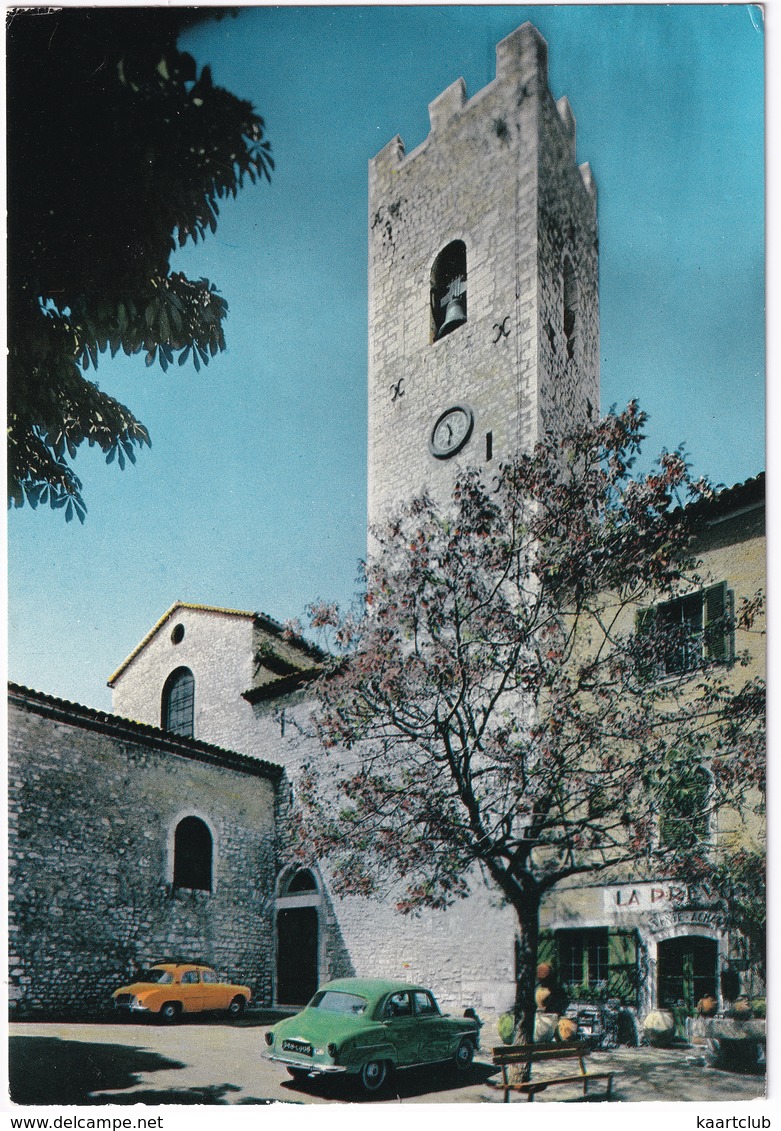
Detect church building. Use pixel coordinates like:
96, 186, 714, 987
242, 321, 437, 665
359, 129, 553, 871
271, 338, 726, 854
8, 23, 764, 1024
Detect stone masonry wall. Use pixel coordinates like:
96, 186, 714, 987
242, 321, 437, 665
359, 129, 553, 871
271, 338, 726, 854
367, 22, 598, 527
167, 681, 520, 1015
8, 691, 280, 1017
536, 92, 599, 438
247, 700, 521, 1015
324, 874, 519, 1017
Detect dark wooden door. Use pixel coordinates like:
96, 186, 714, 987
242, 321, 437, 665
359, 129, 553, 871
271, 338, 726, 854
657, 936, 718, 1012
276, 907, 319, 1006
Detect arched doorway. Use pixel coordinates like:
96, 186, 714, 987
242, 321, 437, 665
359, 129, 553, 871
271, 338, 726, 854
275, 868, 321, 1007
657, 935, 718, 1013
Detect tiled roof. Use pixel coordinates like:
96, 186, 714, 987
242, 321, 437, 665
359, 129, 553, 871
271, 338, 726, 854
693, 472, 765, 521
680, 472, 765, 535
242, 669, 321, 704
8, 682, 284, 781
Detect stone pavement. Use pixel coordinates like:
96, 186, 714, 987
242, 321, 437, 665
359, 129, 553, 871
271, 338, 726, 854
7, 1021, 767, 1106
475, 1043, 766, 1104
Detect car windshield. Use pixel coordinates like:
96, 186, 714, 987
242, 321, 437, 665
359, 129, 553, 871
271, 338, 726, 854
308, 990, 368, 1015
134, 969, 174, 984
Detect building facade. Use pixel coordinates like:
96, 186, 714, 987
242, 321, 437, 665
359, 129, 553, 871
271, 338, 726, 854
8, 684, 282, 1016
538, 475, 766, 1018
102, 477, 765, 1020
108, 602, 522, 1014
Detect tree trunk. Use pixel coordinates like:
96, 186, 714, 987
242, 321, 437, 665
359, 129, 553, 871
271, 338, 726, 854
512, 893, 542, 1044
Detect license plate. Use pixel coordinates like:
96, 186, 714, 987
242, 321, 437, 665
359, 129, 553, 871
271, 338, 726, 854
282, 1039, 313, 1056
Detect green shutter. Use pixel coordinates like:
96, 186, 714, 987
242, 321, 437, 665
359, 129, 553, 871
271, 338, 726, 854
635, 607, 655, 634
607, 927, 638, 1005
704, 582, 731, 662
635, 607, 658, 682
536, 929, 557, 974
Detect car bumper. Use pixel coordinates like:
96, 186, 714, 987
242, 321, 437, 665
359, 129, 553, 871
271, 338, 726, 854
265, 1053, 348, 1075
113, 1001, 152, 1013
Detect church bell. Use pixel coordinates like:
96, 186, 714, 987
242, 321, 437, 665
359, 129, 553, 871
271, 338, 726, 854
436, 296, 467, 339
435, 276, 467, 340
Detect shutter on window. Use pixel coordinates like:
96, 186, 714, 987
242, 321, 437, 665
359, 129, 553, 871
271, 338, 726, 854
635, 607, 655, 634
537, 929, 557, 974
635, 607, 657, 680
703, 582, 730, 662
607, 927, 638, 1005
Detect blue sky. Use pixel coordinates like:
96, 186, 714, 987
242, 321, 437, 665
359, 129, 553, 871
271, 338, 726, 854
8, 4, 765, 712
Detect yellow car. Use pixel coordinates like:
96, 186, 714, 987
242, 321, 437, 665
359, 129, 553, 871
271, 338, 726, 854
112, 963, 251, 1021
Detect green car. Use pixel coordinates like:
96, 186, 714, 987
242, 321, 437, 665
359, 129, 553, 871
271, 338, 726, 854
264, 977, 481, 1093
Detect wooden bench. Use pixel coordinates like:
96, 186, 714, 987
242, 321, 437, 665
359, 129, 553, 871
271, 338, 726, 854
488, 1041, 614, 1102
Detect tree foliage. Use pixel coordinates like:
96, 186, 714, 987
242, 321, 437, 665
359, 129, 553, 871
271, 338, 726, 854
697, 849, 766, 983
7, 8, 273, 521
294, 404, 765, 1036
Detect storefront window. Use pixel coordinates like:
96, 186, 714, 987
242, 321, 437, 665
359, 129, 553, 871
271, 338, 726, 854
558, 928, 609, 996
542, 927, 640, 1006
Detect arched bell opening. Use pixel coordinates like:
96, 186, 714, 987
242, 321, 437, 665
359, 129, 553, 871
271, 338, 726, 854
431, 240, 467, 342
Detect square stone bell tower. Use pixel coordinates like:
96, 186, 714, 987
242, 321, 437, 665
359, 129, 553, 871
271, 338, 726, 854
367, 22, 599, 526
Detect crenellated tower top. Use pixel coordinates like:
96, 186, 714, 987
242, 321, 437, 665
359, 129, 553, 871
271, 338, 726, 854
367, 22, 599, 528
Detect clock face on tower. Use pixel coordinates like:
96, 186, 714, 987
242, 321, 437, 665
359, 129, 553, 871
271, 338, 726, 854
429, 405, 474, 459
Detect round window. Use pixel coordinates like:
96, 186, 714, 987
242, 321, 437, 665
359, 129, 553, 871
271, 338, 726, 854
171, 624, 185, 645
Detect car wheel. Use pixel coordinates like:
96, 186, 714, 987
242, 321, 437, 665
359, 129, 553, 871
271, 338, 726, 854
454, 1038, 474, 1071
359, 1059, 387, 1092
228, 995, 246, 1018
159, 1001, 181, 1023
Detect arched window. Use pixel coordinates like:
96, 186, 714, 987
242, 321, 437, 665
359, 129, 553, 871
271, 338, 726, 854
286, 868, 318, 893
162, 667, 195, 737
173, 816, 212, 891
562, 256, 579, 360
431, 241, 467, 341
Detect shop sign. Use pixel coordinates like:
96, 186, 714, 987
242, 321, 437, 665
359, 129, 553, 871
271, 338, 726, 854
603, 880, 722, 916
647, 908, 727, 931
